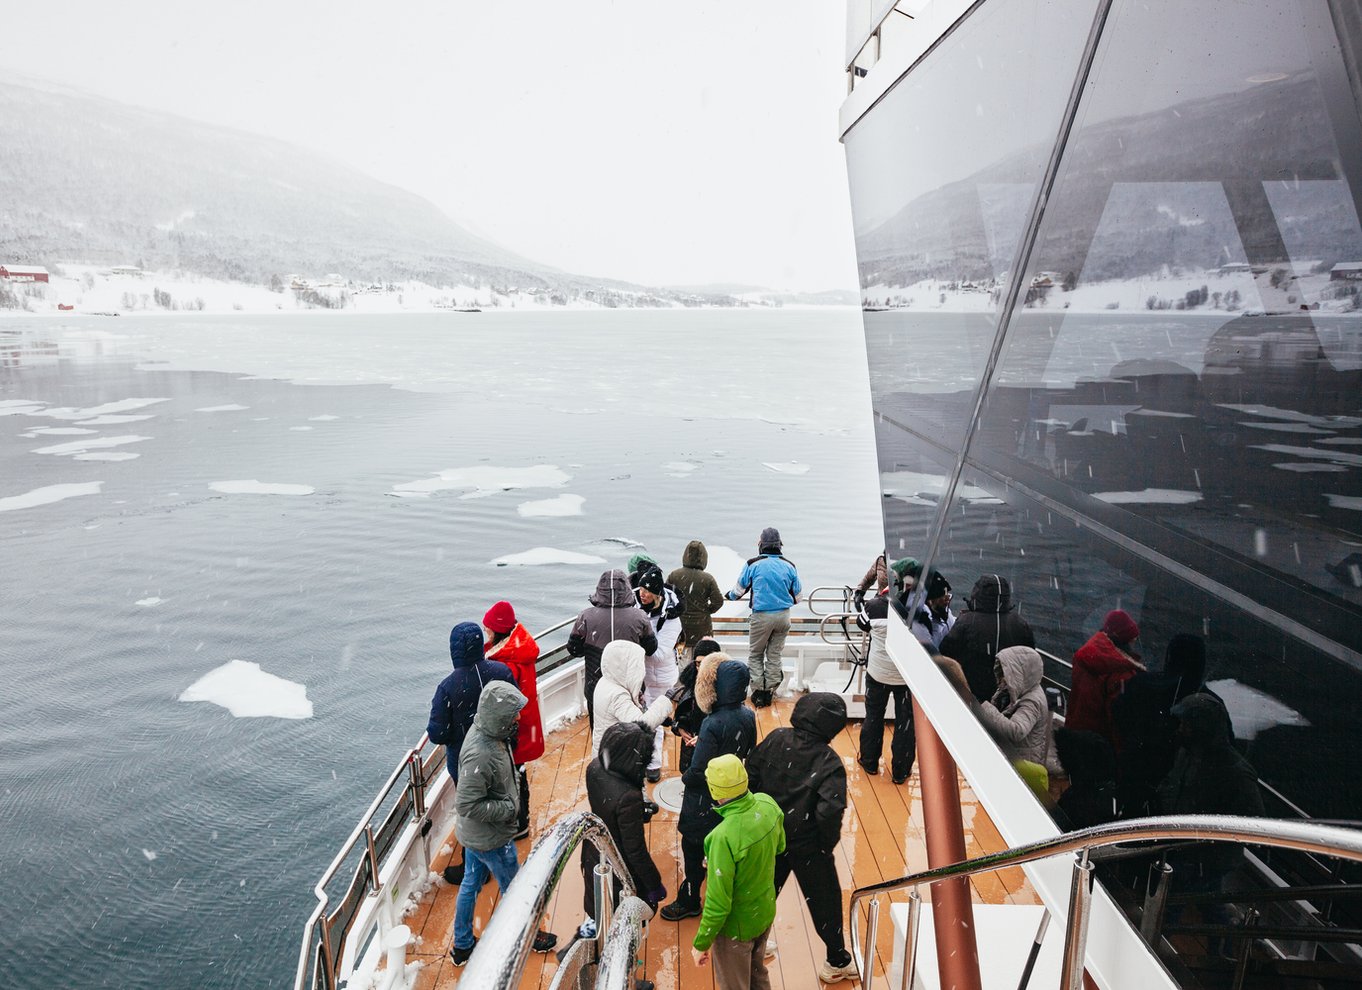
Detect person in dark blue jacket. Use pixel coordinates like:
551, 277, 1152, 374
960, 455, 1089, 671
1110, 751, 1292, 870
427, 621, 516, 886
660, 657, 757, 921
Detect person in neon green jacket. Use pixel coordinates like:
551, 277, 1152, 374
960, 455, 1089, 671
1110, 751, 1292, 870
691, 754, 785, 990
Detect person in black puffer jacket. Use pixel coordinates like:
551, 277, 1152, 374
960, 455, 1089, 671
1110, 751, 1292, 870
660, 657, 756, 921
938, 574, 1035, 702
582, 721, 667, 925
746, 693, 856, 982
671, 639, 724, 774
567, 569, 659, 728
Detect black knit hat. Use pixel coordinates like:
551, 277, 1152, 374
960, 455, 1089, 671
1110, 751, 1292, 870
925, 571, 952, 599
638, 565, 665, 596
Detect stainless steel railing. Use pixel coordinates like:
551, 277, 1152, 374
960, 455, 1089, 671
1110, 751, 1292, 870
849, 815, 1362, 990
460, 811, 638, 990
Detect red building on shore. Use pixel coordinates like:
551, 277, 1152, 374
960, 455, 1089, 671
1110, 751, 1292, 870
0, 265, 50, 283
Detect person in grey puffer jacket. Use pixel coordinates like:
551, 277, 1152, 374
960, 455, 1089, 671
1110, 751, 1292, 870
942, 646, 1053, 766
567, 569, 659, 729
449, 681, 557, 963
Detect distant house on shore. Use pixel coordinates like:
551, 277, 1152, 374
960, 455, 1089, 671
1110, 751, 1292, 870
1331, 262, 1362, 281
0, 265, 50, 283
109, 265, 145, 278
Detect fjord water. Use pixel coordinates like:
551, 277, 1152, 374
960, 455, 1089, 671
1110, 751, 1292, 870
0, 309, 880, 988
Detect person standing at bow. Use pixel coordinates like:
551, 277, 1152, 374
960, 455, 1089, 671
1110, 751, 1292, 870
668, 540, 725, 660
482, 600, 542, 840
725, 527, 801, 708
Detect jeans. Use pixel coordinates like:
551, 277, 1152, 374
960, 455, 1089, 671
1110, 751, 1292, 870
748, 610, 790, 692
775, 848, 851, 966
452, 841, 519, 950
860, 674, 915, 780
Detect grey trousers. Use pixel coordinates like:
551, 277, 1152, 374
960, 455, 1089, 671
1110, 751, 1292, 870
748, 609, 790, 692
711, 928, 773, 990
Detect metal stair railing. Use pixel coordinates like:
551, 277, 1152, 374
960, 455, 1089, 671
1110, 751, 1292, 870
849, 815, 1362, 990
460, 811, 639, 990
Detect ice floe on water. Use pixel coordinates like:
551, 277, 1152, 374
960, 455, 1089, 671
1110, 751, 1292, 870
308, 414, 339, 421
33, 397, 170, 421
0, 482, 103, 513
195, 404, 249, 413
389, 465, 570, 499
664, 461, 700, 477
1207, 678, 1309, 740
289, 425, 314, 431
762, 461, 810, 475
517, 494, 585, 517
491, 547, 606, 567
210, 480, 316, 496
1092, 488, 1203, 505
29, 427, 97, 436
75, 452, 141, 461
588, 536, 646, 551
136, 597, 165, 607
1325, 494, 1362, 510
142, 849, 158, 862
179, 660, 313, 719
33, 435, 151, 456
0, 400, 46, 416
76, 414, 157, 425
703, 545, 750, 616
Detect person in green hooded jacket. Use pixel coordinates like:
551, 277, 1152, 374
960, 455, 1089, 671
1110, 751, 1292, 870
691, 754, 785, 990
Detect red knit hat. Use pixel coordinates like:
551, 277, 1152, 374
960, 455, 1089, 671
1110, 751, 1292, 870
1101, 609, 1139, 645
483, 600, 516, 634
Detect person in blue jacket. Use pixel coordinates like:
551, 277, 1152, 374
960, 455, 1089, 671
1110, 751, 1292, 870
725, 526, 801, 707
427, 620, 516, 884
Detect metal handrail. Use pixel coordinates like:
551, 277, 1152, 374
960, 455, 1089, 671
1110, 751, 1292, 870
818, 610, 869, 649
595, 896, 653, 990
460, 812, 636, 990
806, 584, 858, 616
849, 815, 1362, 990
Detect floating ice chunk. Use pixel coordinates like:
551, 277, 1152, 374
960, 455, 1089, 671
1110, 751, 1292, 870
1324, 494, 1362, 510
705, 545, 749, 616
35, 398, 169, 421
390, 465, 570, 499
29, 427, 97, 436
1206, 678, 1309, 740
1273, 462, 1346, 473
33, 435, 151, 456
136, 597, 165, 607
75, 452, 141, 461
664, 461, 699, 477
142, 849, 158, 862
0, 399, 44, 415
491, 547, 606, 567
308, 414, 339, 421
1092, 488, 1202, 505
76, 414, 156, 425
195, 404, 249, 413
517, 494, 585, 518
289, 425, 314, 431
0, 482, 103, 512
210, 480, 316, 496
180, 660, 313, 719
762, 461, 810, 475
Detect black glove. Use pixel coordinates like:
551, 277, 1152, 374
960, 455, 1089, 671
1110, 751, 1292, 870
853, 588, 866, 609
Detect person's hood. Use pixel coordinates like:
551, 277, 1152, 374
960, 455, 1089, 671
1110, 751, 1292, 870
449, 622, 486, 668
590, 569, 636, 608
472, 680, 527, 740
1172, 693, 1235, 749
695, 651, 728, 713
967, 574, 1013, 613
791, 692, 847, 742
682, 540, 708, 569
1054, 728, 1116, 784
714, 659, 751, 707
997, 645, 1043, 699
486, 622, 535, 663
1074, 631, 1145, 674
598, 720, 654, 786
627, 552, 658, 577
601, 639, 646, 696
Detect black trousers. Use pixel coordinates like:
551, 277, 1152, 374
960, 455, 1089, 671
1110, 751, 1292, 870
860, 674, 915, 779
584, 655, 602, 728
775, 848, 851, 966
679, 834, 706, 903
516, 764, 530, 833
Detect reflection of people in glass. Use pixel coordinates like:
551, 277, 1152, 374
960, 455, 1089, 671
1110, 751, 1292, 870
939, 574, 1036, 702
909, 571, 955, 650
938, 647, 1054, 767
1067, 609, 1144, 748
1053, 728, 1118, 831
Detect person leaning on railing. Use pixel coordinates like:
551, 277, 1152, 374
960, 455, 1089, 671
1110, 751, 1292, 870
725, 526, 801, 708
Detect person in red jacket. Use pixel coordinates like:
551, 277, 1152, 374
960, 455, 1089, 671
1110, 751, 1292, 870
484, 600, 543, 840
1067, 609, 1144, 748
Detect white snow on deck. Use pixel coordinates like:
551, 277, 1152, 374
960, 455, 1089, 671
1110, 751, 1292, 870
210, 480, 316, 496
32, 435, 151, 456
1092, 489, 1203, 505
179, 660, 313, 719
389, 465, 570, 499
516, 494, 585, 517
0, 482, 103, 512
490, 547, 607, 567
195, 404, 249, 413
763, 461, 811, 475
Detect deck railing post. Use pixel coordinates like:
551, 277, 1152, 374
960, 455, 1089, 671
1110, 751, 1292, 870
407, 755, 426, 820
364, 825, 381, 894
1140, 859, 1174, 942
899, 889, 921, 990
1231, 907, 1259, 990
1060, 849, 1095, 990
594, 862, 613, 963
317, 919, 335, 990
863, 895, 881, 990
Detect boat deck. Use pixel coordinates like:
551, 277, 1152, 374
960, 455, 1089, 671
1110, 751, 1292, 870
402, 695, 1035, 990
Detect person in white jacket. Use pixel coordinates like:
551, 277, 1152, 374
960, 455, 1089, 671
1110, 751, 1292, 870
591, 640, 676, 764
636, 566, 683, 781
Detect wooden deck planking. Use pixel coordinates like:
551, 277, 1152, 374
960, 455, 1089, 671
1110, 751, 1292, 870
395, 691, 1028, 990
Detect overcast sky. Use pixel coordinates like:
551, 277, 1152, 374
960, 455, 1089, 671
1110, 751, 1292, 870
0, 1, 859, 291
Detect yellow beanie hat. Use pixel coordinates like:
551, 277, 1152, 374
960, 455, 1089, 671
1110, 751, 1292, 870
705, 753, 749, 802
